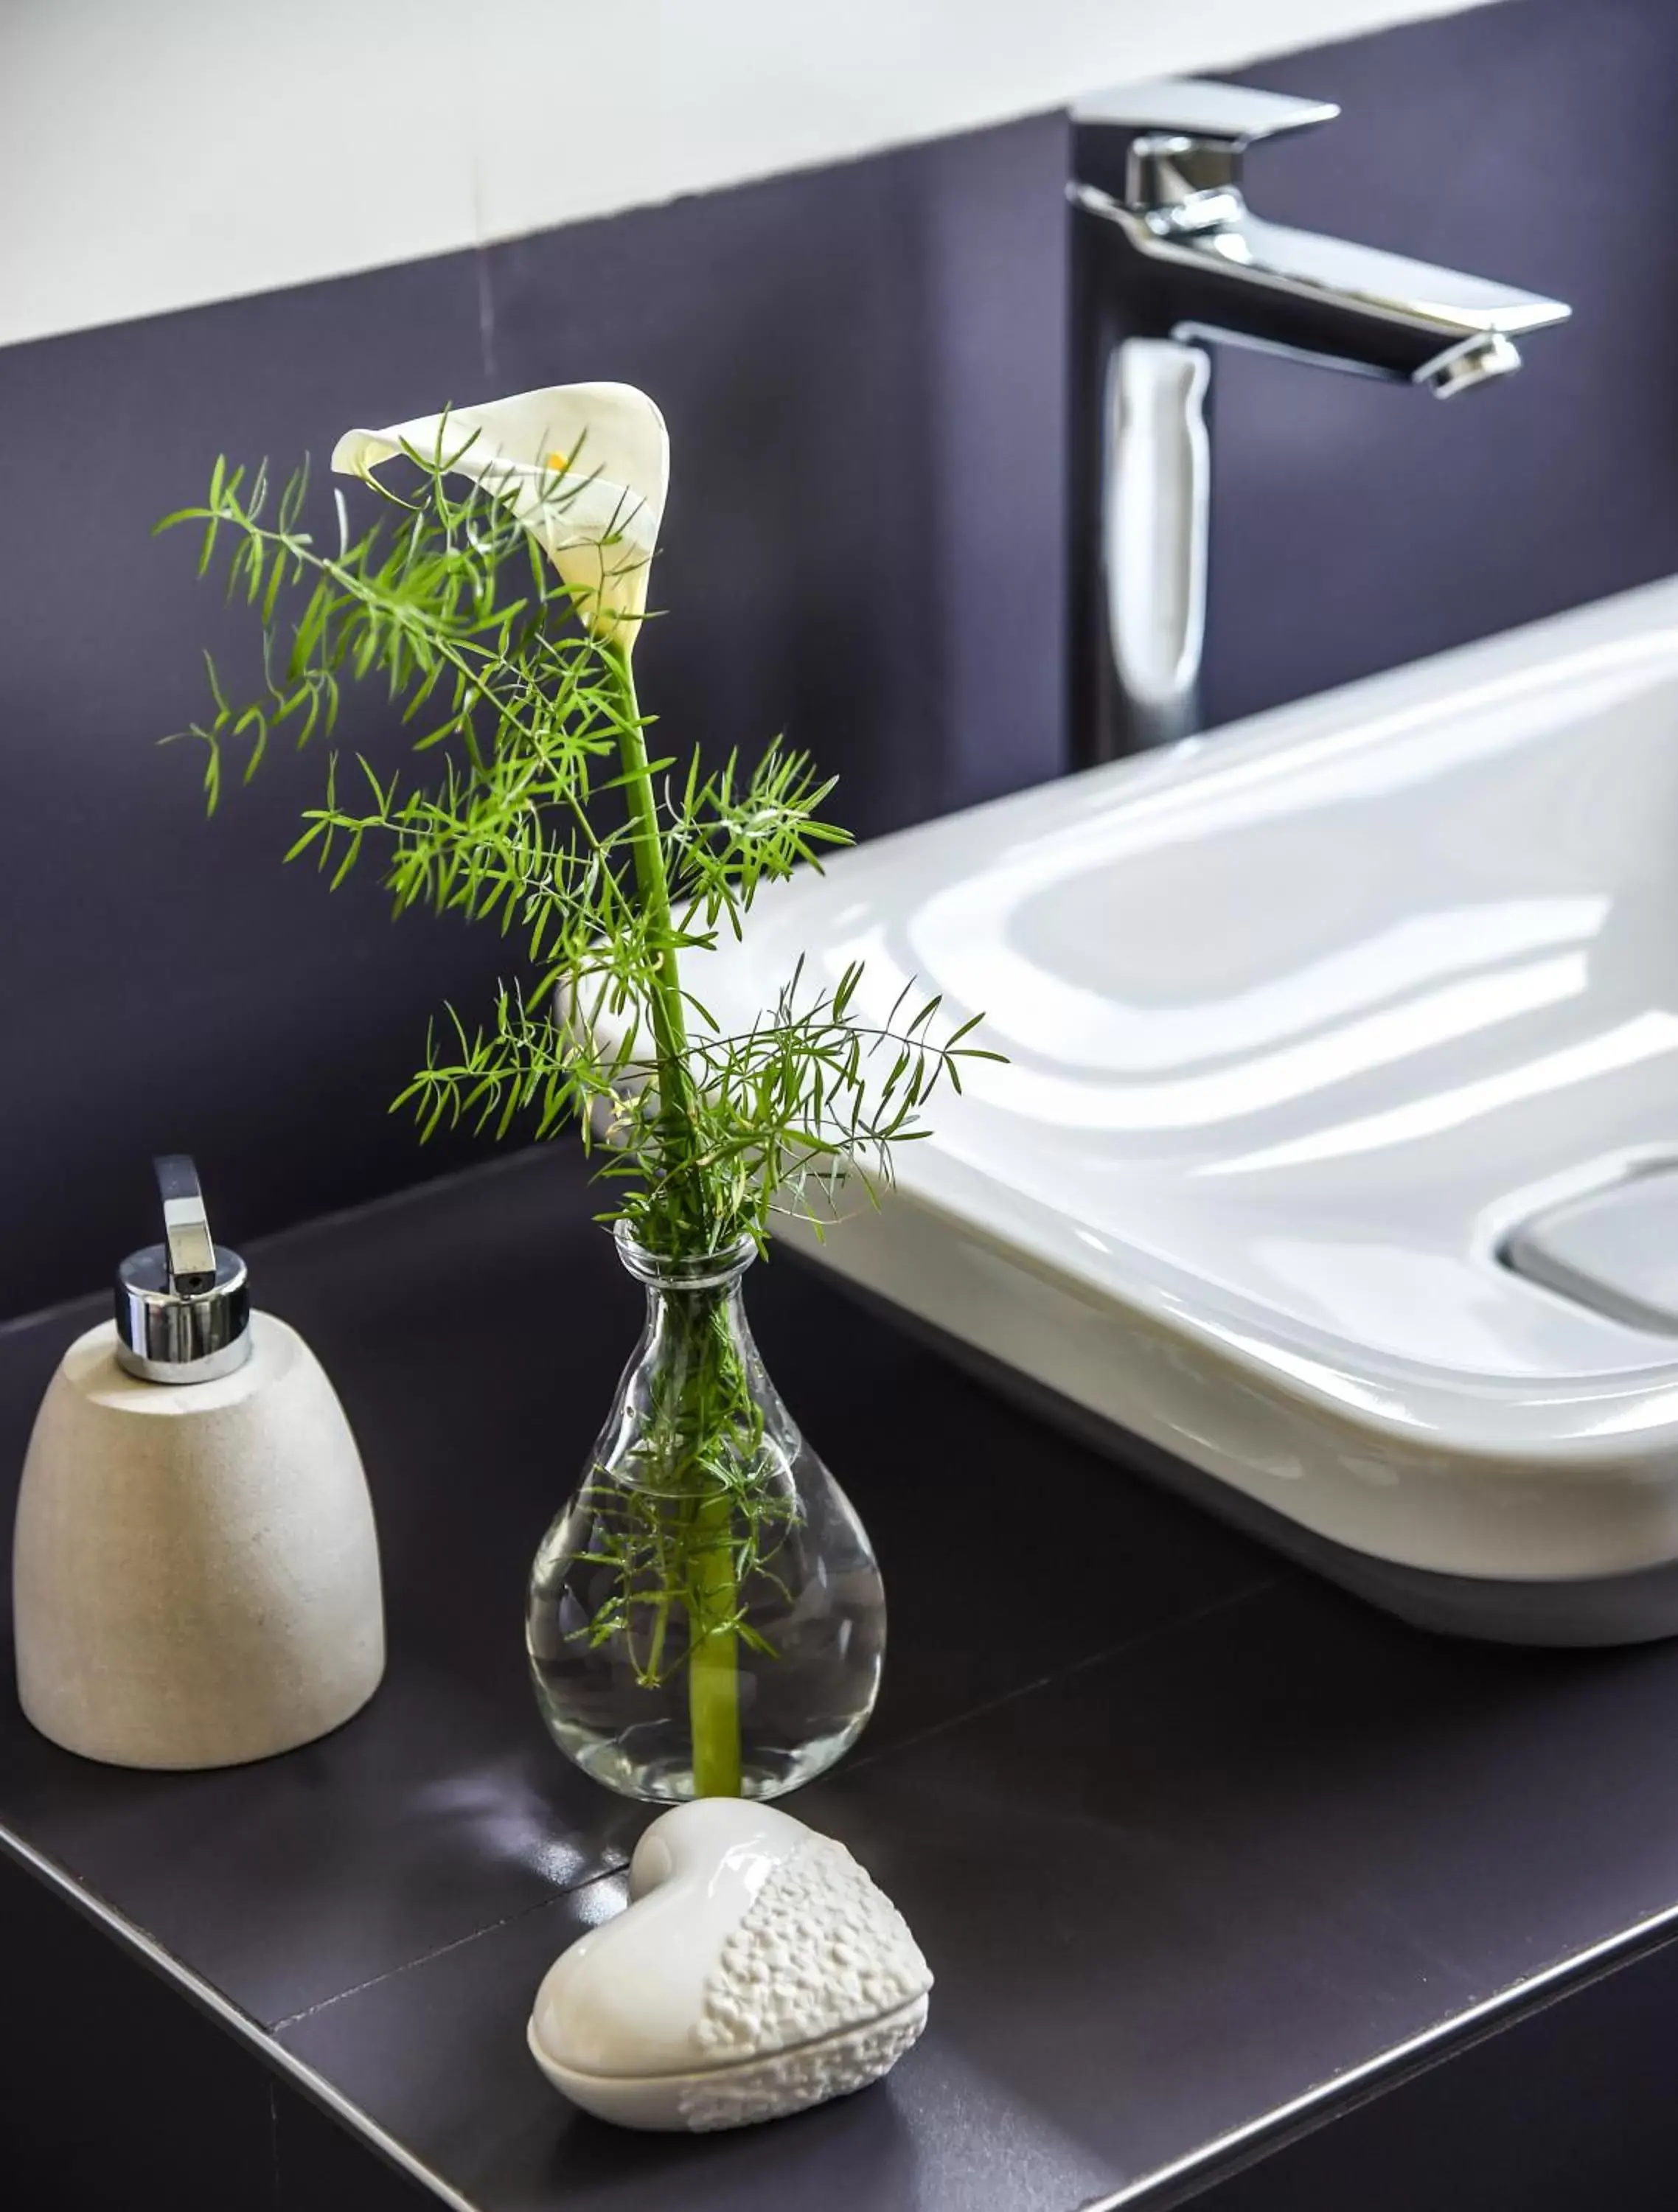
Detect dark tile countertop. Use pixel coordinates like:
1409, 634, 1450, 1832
7, 1146, 1678, 2210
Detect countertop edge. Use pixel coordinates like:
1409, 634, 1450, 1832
1092, 1898, 1678, 2210
11, 1792, 1678, 2212
0, 1817, 470, 2212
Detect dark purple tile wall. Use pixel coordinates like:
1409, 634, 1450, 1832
1213, 0, 1678, 724
0, 117, 1064, 1318
1, 0, 1674, 1315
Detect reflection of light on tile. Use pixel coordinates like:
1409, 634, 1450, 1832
1205, 1014, 1678, 1178
571, 1874, 632, 1928
414, 1765, 607, 1889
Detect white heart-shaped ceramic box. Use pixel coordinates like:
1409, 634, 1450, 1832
528, 1800, 931, 2130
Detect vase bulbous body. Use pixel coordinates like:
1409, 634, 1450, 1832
527, 1225, 885, 1803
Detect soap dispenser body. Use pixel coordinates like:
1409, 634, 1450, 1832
13, 1312, 385, 1769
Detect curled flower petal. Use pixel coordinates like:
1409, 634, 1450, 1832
331, 383, 669, 650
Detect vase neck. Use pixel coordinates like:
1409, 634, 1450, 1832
612, 1222, 765, 1406
613, 1221, 756, 1296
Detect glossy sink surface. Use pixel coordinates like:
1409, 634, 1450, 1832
692, 579, 1678, 1633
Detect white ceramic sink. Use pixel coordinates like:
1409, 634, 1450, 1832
695, 580, 1678, 1643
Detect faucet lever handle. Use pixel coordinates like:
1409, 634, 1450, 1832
1073, 78, 1338, 226
1073, 78, 1338, 145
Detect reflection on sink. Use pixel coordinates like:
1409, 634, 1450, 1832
692, 578, 1678, 1645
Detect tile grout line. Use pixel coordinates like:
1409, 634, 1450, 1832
268, 1865, 629, 2033
0, 1817, 481, 2212
267, 1573, 1284, 2024
843, 1571, 1281, 1781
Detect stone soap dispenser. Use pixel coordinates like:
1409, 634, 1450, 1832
13, 1156, 385, 1769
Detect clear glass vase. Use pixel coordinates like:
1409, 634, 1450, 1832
527, 1222, 885, 1802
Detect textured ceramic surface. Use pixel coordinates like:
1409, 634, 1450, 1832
13, 1313, 385, 1768
683, 578, 1678, 1590
528, 1799, 931, 2129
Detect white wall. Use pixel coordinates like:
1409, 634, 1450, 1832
1, 0, 1491, 349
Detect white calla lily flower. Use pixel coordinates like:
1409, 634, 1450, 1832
331, 382, 669, 650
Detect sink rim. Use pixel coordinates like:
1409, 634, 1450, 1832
691, 576, 1678, 1593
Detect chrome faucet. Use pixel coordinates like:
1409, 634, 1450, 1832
1067, 79, 1570, 762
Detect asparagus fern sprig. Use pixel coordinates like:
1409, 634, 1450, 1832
161, 386, 999, 1799
157, 437, 995, 1259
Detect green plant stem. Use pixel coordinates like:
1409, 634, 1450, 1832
687, 1483, 742, 1798
602, 644, 696, 1194
605, 641, 742, 1798
675, 1298, 745, 1799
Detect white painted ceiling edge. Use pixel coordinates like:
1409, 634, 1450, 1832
2, 0, 1494, 352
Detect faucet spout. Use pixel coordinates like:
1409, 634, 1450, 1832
1067, 79, 1572, 767
1421, 332, 1525, 398
1069, 181, 1570, 389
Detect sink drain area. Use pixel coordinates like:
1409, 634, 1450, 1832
1503, 1164, 1678, 1336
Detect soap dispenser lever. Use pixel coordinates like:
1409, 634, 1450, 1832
114, 1157, 249, 1383
155, 1153, 217, 1297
